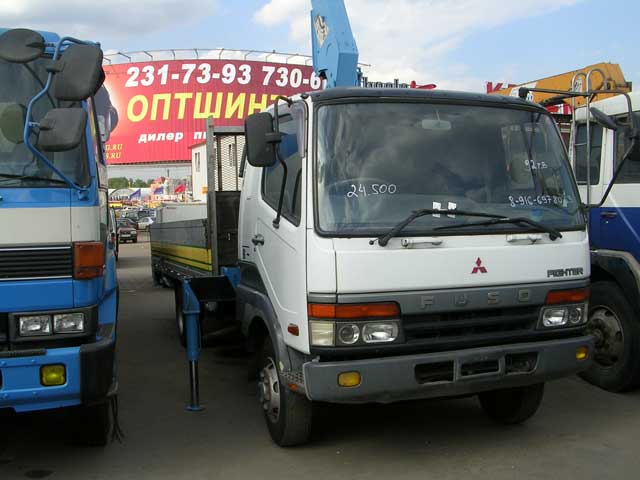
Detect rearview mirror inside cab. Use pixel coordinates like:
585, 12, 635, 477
244, 112, 278, 168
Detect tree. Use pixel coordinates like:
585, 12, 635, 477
108, 177, 129, 189
132, 179, 149, 188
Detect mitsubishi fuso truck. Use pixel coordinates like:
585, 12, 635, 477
151, 0, 595, 446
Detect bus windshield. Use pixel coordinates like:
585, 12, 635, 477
315, 101, 584, 236
0, 57, 88, 188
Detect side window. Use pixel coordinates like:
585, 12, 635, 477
261, 112, 303, 224
574, 122, 602, 184
614, 112, 640, 184
87, 98, 105, 165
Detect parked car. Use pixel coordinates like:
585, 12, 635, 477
137, 216, 155, 231
117, 221, 138, 243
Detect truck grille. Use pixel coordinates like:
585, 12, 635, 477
403, 306, 540, 349
0, 246, 73, 281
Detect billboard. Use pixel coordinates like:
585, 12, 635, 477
102, 59, 323, 164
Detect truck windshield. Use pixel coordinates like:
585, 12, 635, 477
316, 101, 584, 236
0, 57, 88, 188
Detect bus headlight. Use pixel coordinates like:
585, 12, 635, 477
53, 313, 85, 333
18, 315, 52, 336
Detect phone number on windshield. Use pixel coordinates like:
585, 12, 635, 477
508, 195, 566, 207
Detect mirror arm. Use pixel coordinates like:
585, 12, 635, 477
270, 98, 290, 229
21, 35, 95, 194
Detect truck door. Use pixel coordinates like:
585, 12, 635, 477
595, 113, 640, 260
252, 105, 308, 352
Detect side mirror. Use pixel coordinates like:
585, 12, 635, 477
97, 115, 110, 143
0, 29, 45, 63
0, 103, 26, 144
589, 107, 619, 131
38, 108, 87, 151
52, 44, 104, 101
244, 112, 278, 167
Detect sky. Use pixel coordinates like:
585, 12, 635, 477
2, 0, 638, 92
2, 0, 638, 179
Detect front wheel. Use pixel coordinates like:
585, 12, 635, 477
76, 402, 111, 447
580, 281, 640, 392
478, 383, 544, 424
258, 338, 312, 446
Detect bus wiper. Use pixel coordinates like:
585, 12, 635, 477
373, 209, 508, 247
433, 216, 563, 241
0, 173, 67, 185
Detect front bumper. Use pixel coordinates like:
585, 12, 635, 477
303, 335, 594, 404
0, 336, 115, 413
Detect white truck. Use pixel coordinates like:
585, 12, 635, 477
234, 87, 593, 445
151, 1, 595, 446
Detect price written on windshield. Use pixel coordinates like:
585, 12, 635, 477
508, 194, 566, 207
124, 63, 324, 89
347, 183, 397, 198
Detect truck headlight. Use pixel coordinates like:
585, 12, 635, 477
362, 322, 399, 343
337, 324, 360, 345
540, 304, 588, 328
19, 315, 52, 336
53, 313, 85, 333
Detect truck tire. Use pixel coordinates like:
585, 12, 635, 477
76, 402, 111, 447
258, 338, 312, 446
580, 281, 640, 392
478, 383, 544, 424
174, 287, 187, 347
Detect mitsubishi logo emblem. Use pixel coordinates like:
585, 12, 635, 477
471, 258, 487, 274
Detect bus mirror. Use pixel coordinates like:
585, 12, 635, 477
589, 107, 619, 131
0, 29, 45, 63
52, 44, 104, 101
0, 103, 26, 144
245, 112, 278, 168
38, 108, 87, 151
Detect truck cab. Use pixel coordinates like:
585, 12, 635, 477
238, 87, 594, 445
571, 91, 640, 391
0, 28, 118, 445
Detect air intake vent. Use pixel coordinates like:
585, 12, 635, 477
0, 246, 73, 280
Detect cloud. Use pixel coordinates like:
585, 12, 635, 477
254, 0, 580, 91
0, 0, 215, 45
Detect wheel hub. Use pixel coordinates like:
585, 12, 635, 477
258, 357, 280, 423
589, 305, 624, 367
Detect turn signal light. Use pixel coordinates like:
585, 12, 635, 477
545, 288, 590, 305
308, 302, 400, 319
73, 242, 104, 279
576, 346, 589, 360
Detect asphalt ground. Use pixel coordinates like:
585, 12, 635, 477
2, 234, 640, 479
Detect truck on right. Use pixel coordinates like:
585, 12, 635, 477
569, 89, 640, 391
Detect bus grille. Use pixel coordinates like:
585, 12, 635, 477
0, 246, 73, 281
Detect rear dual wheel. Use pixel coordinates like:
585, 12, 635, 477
478, 383, 544, 424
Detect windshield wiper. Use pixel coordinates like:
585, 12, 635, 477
373, 209, 509, 247
433, 216, 563, 240
0, 173, 68, 185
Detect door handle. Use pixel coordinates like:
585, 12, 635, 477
600, 211, 618, 219
251, 234, 265, 246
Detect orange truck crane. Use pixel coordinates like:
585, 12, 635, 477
488, 62, 631, 112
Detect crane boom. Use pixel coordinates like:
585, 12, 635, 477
310, 0, 359, 88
